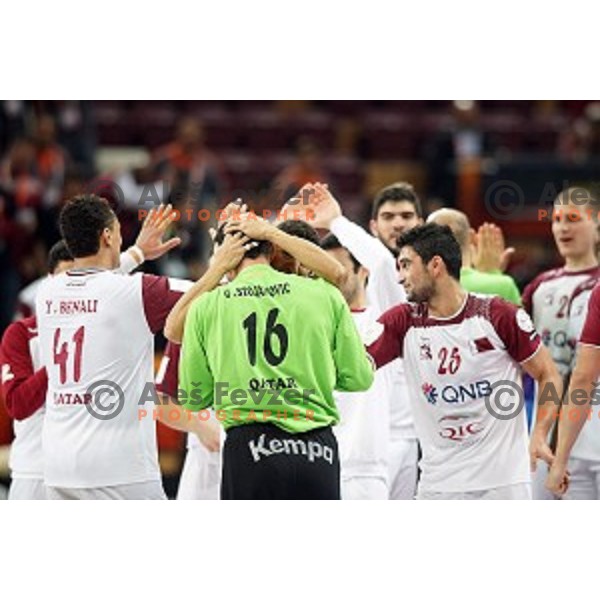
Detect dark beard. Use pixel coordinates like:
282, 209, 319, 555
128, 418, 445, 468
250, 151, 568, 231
407, 283, 433, 304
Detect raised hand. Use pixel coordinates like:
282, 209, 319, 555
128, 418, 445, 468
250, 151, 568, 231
290, 182, 342, 230
135, 204, 181, 260
472, 222, 514, 273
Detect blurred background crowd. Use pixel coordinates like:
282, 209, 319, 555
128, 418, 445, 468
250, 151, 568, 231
1, 99, 599, 495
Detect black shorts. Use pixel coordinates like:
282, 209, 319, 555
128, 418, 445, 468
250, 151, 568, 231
221, 423, 340, 500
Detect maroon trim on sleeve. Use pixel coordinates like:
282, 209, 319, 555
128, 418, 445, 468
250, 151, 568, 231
0, 318, 47, 420
521, 266, 600, 314
580, 282, 600, 347
142, 274, 185, 334
155, 342, 181, 397
489, 297, 541, 363
521, 268, 562, 315
568, 274, 600, 317
367, 304, 411, 369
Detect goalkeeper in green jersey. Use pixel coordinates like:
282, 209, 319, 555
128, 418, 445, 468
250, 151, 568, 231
175, 217, 374, 499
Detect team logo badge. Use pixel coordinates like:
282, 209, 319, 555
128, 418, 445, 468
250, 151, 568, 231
419, 337, 432, 360
516, 308, 535, 333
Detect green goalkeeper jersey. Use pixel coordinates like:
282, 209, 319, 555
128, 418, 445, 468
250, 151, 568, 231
179, 264, 374, 433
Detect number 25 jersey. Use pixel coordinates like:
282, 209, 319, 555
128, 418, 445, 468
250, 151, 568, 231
367, 294, 541, 493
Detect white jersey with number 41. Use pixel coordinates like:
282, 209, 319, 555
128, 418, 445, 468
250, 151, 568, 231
35, 268, 190, 488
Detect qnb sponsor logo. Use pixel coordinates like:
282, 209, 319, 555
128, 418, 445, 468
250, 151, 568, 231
248, 433, 334, 464
541, 328, 569, 349
438, 415, 484, 442
422, 380, 493, 405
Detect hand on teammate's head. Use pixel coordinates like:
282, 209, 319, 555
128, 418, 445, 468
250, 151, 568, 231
220, 198, 249, 221
224, 216, 272, 242
211, 231, 253, 274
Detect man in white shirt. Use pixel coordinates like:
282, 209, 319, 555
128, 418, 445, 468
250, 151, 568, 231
305, 182, 422, 499
36, 195, 189, 499
367, 223, 561, 499
321, 233, 391, 499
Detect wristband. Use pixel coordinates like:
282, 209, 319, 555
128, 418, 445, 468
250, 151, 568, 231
129, 245, 145, 265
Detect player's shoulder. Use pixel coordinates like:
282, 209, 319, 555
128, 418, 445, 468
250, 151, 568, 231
584, 278, 600, 306
524, 267, 566, 294
487, 294, 535, 333
570, 275, 600, 305
1, 316, 37, 348
379, 300, 421, 325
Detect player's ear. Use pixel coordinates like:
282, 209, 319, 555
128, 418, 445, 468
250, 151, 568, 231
430, 255, 444, 277
368, 219, 378, 237
358, 265, 369, 282
100, 227, 112, 248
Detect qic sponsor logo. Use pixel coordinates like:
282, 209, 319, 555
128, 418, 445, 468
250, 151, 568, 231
438, 415, 484, 442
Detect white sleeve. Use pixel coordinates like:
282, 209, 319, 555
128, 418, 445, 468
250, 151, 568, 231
330, 216, 406, 312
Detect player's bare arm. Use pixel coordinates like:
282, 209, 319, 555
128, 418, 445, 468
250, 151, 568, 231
225, 217, 348, 288
521, 345, 564, 472
546, 344, 600, 495
156, 393, 221, 452
164, 232, 251, 343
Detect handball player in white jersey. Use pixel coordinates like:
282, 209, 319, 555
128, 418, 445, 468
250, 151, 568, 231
366, 223, 562, 499
522, 187, 600, 498
305, 182, 420, 500
1, 210, 194, 500
559, 275, 600, 498
547, 279, 600, 497
321, 234, 391, 499
36, 195, 188, 500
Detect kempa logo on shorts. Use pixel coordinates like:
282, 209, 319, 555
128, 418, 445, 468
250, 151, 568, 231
248, 434, 334, 464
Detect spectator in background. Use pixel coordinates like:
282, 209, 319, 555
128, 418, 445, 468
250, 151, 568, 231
32, 114, 69, 208
53, 101, 96, 177
0, 101, 28, 156
150, 116, 227, 276
272, 136, 329, 203
558, 102, 600, 164
0, 195, 22, 334
425, 100, 493, 207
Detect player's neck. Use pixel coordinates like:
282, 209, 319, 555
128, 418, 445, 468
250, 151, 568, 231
428, 280, 467, 319
564, 253, 598, 272
349, 290, 367, 311
235, 256, 270, 275
72, 253, 113, 271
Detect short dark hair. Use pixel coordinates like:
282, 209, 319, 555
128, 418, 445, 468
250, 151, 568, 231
59, 195, 116, 258
397, 223, 462, 280
213, 221, 272, 260
372, 182, 423, 220
320, 233, 361, 272
47, 240, 73, 273
277, 219, 320, 246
